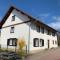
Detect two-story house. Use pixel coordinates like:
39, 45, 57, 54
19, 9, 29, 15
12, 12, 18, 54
0, 6, 58, 53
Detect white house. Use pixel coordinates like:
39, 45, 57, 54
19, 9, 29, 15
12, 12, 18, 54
0, 6, 58, 53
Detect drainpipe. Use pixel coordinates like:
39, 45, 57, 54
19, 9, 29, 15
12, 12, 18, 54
28, 20, 32, 54
28, 20, 37, 53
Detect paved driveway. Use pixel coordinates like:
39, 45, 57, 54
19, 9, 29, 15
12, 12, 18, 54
25, 48, 60, 60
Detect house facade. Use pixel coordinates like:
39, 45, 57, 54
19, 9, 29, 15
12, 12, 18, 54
0, 6, 58, 53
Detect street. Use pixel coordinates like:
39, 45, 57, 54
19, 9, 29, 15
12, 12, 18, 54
25, 48, 60, 60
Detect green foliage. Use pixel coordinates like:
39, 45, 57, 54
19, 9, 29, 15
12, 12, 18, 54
18, 50, 26, 57
0, 48, 8, 52
0, 48, 4, 52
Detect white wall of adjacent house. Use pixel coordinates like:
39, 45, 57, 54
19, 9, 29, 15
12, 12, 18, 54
0, 9, 58, 53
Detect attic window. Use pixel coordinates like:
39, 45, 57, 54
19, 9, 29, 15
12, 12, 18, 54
12, 15, 15, 21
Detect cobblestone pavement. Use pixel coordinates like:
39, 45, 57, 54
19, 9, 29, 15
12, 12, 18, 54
25, 48, 60, 60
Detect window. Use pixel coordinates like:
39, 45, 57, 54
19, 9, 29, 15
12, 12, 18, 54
41, 27, 44, 34
55, 41, 57, 44
47, 30, 51, 35
52, 32, 55, 36
7, 38, 17, 46
36, 26, 40, 32
53, 40, 54, 45
40, 39, 44, 47
9, 39, 12, 45
12, 15, 15, 21
10, 26, 14, 33
33, 38, 39, 47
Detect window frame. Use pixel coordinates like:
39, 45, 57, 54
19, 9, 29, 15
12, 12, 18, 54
10, 26, 14, 33
47, 30, 51, 35
33, 38, 39, 47
36, 25, 40, 32
12, 15, 15, 21
52, 32, 55, 36
40, 39, 44, 47
41, 27, 44, 34
55, 41, 57, 44
7, 38, 17, 46
53, 40, 54, 45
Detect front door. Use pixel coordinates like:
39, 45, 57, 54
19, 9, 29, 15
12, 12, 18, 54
47, 40, 49, 49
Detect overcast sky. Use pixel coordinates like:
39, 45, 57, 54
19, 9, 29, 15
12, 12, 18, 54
0, 0, 60, 31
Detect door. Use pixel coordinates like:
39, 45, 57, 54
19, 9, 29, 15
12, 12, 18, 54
47, 40, 49, 49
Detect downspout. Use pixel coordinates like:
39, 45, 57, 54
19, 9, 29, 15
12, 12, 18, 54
28, 20, 36, 53
28, 20, 32, 53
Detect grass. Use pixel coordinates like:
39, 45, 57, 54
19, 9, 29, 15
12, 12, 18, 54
17, 50, 26, 57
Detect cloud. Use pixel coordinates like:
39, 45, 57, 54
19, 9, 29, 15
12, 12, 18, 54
48, 16, 60, 30
52, 16, 60, 21
48, 22, 60, 30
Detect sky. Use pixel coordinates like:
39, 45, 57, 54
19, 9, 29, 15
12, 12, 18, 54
0, 0, 60, 31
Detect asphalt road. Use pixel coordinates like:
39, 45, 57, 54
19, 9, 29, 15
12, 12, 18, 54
25, 48, 60, 60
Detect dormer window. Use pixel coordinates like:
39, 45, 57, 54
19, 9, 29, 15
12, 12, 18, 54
10, 26, 14, 33
12, 15, 15, 21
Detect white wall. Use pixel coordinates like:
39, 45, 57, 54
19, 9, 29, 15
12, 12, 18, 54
1, 23, 30, 50
29, 23, 58, 53
1, 9, 30, 51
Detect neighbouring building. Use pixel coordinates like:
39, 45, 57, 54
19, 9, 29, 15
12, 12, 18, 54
0, 6, 58, 53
